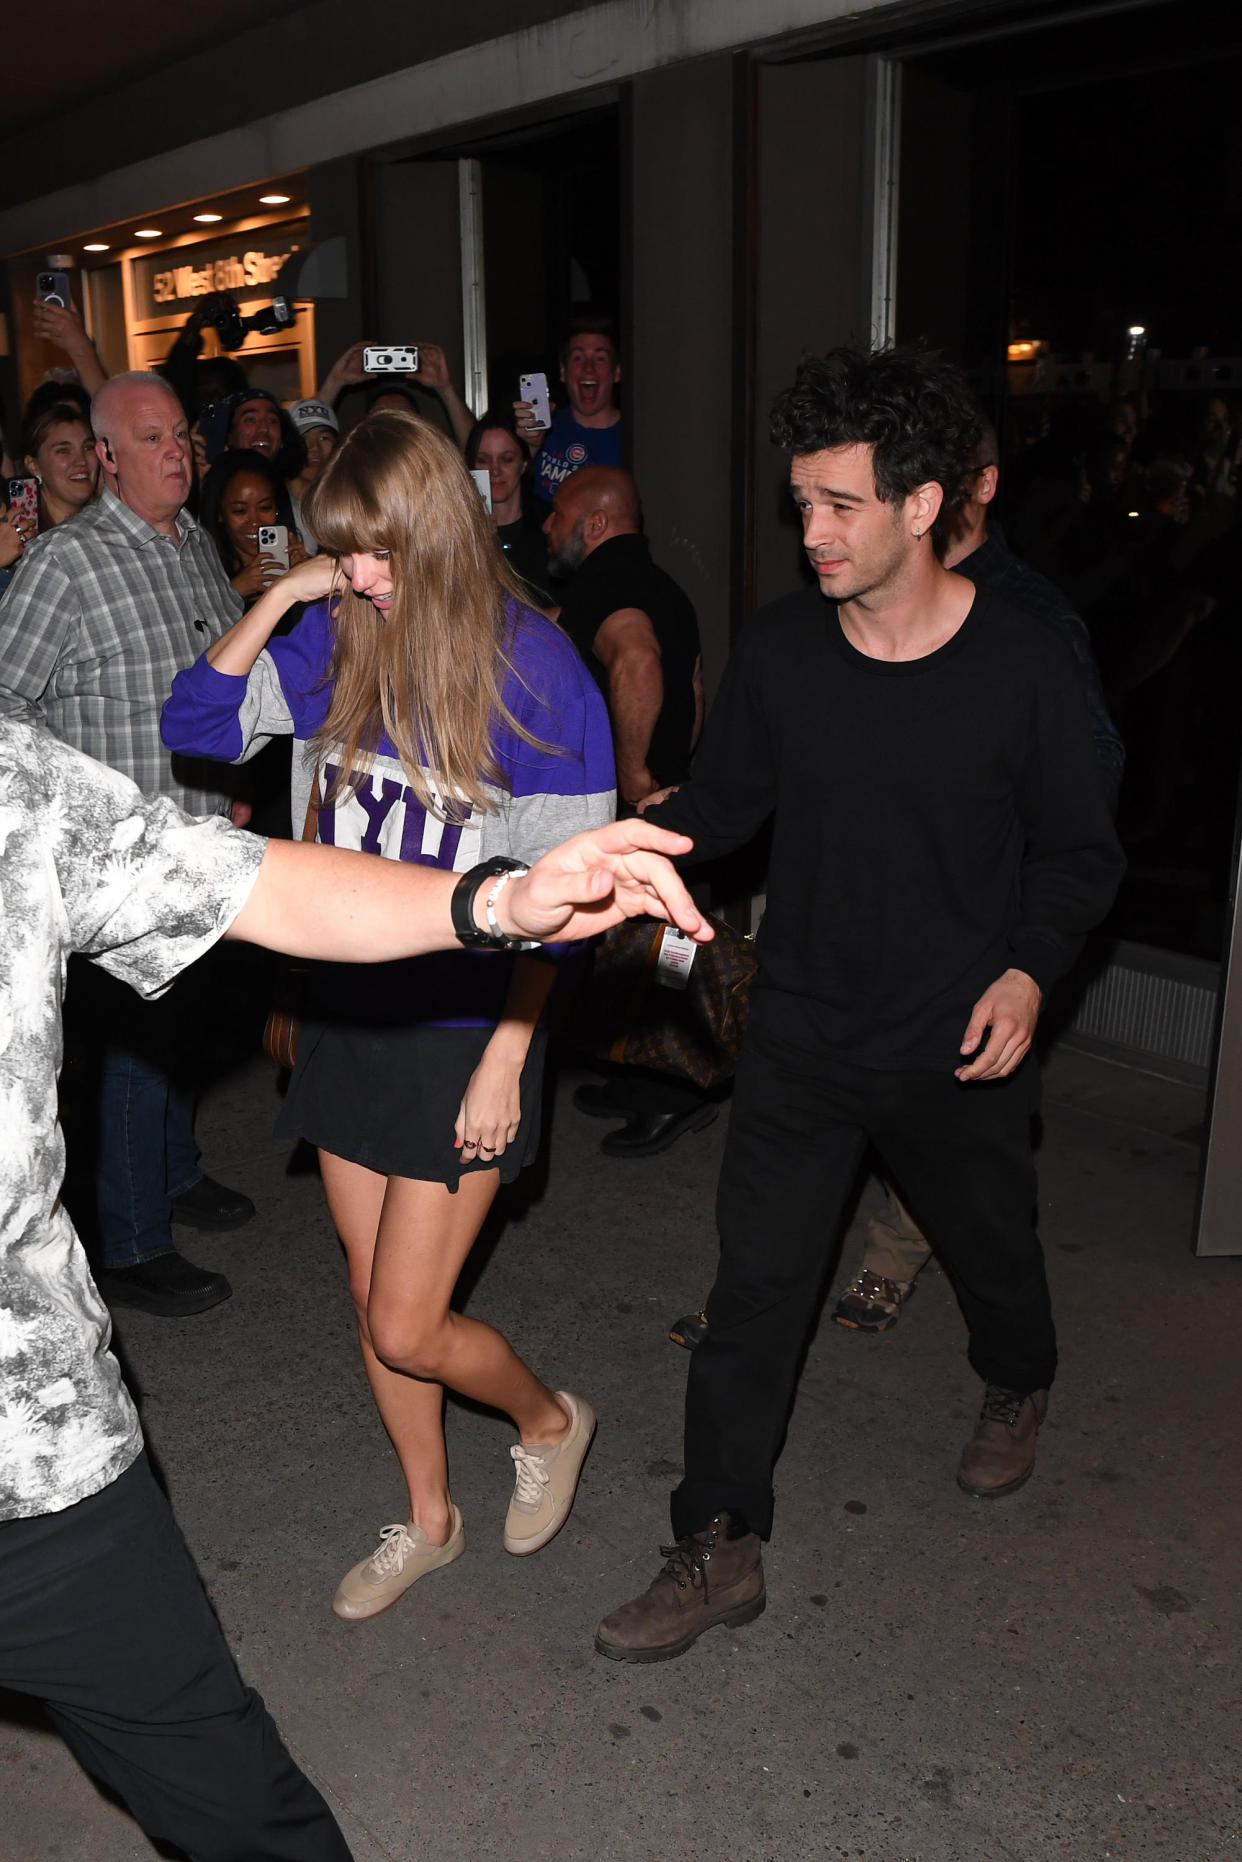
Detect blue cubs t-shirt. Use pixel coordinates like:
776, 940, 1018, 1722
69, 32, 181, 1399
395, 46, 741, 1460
533, 411, 622, 502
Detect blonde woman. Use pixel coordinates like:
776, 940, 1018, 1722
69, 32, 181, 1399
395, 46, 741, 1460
162, 410, 614, 1620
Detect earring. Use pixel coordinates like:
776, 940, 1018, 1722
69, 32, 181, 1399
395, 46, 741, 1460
913, 528, 922, 539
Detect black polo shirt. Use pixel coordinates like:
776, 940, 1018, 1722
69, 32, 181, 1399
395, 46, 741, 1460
556, 533, 701, 787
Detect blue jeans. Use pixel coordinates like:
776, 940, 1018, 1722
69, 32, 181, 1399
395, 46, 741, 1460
74, 965, 206, 1272
95, 1039, 201, 1269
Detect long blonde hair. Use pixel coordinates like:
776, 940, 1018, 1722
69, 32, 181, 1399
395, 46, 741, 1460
303, 408, 543, 822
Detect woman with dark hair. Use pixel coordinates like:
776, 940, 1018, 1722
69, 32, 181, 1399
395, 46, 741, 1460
21, 393, 100, 531
465, 407, 553, 605
199, 449, 306, 604
162, 409, 614, 1623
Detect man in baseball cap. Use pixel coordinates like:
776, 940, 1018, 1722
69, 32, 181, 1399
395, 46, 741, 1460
284, 400, 341, 551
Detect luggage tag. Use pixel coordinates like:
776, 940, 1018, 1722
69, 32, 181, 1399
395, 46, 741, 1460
655, 924, 697, 991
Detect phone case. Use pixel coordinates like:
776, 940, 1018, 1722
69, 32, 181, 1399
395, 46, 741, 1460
36, 272, 72, 307
258, 525, 289, 567
7, 480, 39, 528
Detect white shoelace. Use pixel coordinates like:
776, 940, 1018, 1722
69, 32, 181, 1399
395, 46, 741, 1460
509, 1443, 551, 1508
367, 1524, 419, 1577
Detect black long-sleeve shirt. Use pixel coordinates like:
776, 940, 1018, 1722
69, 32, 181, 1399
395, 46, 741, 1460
648, 583, 1125, 1070
954, 529, 1125, 809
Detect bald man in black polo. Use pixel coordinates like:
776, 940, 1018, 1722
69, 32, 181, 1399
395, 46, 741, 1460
544, 467, 711, 1157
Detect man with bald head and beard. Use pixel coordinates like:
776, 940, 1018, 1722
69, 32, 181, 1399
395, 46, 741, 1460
0, 370, 254, 1316
545, 467, 702, 807
544, 466, 713, 1156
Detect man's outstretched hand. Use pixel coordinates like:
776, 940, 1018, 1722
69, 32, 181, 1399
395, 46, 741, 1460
497, 820, 711, 946
955, 968, 1041, 1082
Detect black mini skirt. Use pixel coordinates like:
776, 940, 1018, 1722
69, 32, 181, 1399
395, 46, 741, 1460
275, 1017, 547, 1187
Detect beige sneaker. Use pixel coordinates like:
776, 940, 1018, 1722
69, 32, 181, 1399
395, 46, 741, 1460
503, 1391, 597, 1556
332, 1507, 465, 1621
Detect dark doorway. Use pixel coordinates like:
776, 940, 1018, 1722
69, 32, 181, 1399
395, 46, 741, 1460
455, 109, 621, 412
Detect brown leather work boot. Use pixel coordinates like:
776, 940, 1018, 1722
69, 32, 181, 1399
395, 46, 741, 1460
957, 1384, 1049, 1498
595, 1514, 765, 1663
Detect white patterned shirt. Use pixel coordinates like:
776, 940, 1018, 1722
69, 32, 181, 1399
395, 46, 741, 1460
0, 490, 243, 816
0, 720, 265, 1519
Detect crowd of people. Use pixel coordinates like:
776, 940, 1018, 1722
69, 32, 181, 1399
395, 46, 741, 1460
1000, 384, 1242, 944
0, 284, 1135, 1856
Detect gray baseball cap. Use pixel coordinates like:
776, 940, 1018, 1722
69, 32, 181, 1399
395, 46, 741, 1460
287, 397, 340, 436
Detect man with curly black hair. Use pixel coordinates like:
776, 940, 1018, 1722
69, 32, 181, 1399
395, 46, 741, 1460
596, 346, 1125, 1665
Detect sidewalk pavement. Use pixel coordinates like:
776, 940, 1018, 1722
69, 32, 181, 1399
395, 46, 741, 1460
3, 1044, 1239, 1862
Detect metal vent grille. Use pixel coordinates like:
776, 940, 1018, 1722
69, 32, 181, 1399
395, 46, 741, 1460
1066, 945, 1219, 1080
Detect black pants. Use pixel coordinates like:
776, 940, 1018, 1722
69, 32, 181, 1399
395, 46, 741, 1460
672, 1018, 1055, 1541
0, 1454, 351, 1862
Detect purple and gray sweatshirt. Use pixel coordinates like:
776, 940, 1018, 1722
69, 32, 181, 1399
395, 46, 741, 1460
161, 595, 616, 1025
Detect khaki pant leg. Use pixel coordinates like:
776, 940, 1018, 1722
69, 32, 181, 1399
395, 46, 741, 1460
862, 1180, 933, 1283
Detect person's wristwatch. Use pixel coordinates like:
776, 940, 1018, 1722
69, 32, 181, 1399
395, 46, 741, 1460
450, 856, 540, 952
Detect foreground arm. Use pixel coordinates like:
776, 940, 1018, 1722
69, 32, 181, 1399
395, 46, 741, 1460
226, 819, 711, 957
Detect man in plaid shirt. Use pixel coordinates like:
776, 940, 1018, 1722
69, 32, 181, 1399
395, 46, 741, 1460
0, 371, 257, 1317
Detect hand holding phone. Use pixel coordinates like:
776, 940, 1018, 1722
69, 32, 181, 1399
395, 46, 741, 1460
0, 505, 26, 569
36, 270, 72, 308
7, 478, 39, 536
518, 372, 552, 433
363, 346, 420, 375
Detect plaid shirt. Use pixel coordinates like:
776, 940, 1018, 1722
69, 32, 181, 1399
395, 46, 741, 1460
0, 491, 243, 816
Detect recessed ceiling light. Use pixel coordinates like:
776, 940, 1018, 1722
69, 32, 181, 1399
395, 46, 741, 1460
83, 242, 110, 252
259, 193, 291, 205
193, 212, 223, 224
134, 228, 162, 239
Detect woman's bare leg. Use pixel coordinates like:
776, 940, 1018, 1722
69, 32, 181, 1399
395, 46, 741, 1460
366, 1171, 568, 1444
319, 1152, 567, 1545
320, 1151, 453, 1544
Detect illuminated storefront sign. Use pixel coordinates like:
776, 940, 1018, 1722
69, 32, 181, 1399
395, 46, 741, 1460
130, 223, 304, 319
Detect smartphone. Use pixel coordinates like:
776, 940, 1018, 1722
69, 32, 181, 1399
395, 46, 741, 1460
470, 467, 493, 515
257, 524, 289, 570
363, 346, 419, 374
36, 271, 73, 309
7, 477, 39, 530
519, 372, 552, 431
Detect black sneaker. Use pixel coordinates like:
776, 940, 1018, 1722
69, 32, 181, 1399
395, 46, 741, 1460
170, 1175, 255, 1231
95, 1252, 232, 1317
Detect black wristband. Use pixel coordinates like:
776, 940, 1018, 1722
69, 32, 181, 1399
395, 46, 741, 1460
450, 856, 532, 950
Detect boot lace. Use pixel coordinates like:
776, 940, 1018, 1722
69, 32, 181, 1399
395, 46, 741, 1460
510, 1443, 550, 1508
366, 1524, 419, 1577
659, 1518, 723, 1600
980, 1385, 1026, 1428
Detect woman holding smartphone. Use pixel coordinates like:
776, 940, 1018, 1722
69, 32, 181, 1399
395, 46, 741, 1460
199, 448, 307, 605
20, 389, 101, 531
162, 409, 613, 1622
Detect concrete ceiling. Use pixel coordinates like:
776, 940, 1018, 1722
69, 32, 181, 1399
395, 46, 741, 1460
9, 0, 312, 137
